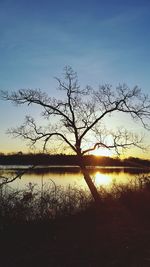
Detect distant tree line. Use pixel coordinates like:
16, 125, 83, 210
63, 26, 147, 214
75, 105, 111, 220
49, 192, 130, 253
0, 153, 150, 168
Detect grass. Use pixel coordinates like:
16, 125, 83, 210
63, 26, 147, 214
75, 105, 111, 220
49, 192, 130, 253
1, 175, 150, 266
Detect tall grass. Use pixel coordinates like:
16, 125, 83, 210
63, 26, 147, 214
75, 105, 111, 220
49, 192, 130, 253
1, 174, 150, 226
0, 181, 92, 226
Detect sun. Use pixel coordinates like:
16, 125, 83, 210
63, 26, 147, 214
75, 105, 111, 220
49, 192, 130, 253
92, 148, 113, 157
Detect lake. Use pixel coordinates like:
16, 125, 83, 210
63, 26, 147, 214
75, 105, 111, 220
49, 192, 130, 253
1, 165, 150, 193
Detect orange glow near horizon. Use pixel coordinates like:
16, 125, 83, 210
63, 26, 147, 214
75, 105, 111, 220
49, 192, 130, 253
91, 148, 114, 157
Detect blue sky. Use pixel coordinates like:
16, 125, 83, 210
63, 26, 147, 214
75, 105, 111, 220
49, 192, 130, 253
0, 0, 150, 157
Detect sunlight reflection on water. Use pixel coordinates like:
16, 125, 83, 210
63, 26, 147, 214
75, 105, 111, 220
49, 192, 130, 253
94, 172, 113, 187
1, 166, 150, 192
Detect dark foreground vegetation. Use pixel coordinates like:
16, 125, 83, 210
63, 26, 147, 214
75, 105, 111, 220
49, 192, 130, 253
1, 176, 150, 266
0, 152, 150, 168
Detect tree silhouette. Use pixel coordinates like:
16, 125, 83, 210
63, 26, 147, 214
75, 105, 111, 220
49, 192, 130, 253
1, 66, 150, 203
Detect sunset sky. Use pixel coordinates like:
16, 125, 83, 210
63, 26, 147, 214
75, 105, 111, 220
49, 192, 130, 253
0, 0, 150, 158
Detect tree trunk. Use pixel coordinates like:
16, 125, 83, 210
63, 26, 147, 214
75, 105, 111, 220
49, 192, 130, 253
81, 166, 101, 203
78, 155, 101, 204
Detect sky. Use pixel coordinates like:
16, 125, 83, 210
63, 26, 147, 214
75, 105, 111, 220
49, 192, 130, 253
0, 0, 150, 158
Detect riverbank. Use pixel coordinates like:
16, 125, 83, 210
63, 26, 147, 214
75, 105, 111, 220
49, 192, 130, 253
1, 179, 150, 266
1, 207, 150, 267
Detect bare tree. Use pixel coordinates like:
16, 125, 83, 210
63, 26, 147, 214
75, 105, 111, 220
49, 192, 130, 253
1, 66, 150, 203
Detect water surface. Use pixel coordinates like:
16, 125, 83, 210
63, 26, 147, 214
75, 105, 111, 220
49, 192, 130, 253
1, 165, 150, 192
